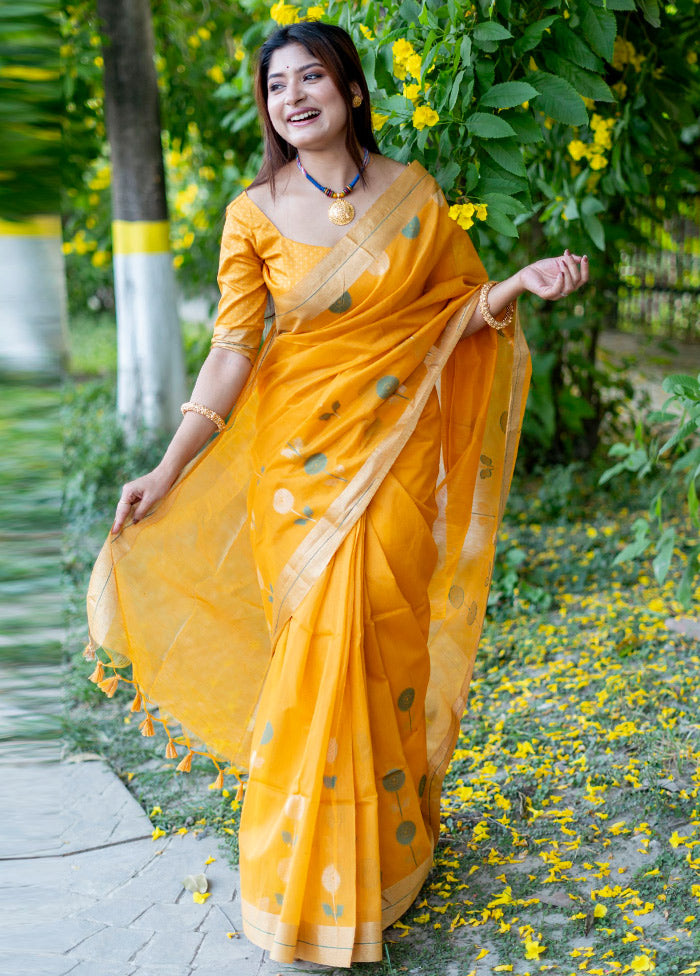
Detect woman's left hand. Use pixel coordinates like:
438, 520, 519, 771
519, 250, 589, 301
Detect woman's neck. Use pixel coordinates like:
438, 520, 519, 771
295, 145, 365, 192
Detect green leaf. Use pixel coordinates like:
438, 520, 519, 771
481, 192, 529, 216
652, 527, 676, 584
589, 0, 634, 8
480, 139, 527, 177
501, 110, 544, 144
449, 69, 466, 112
473, 21, 512, 43
513, 15, 560, 57
485, 208, 519, 237
552, 23, 603, 72
639, 0, 661, 27
465, 112, 516, 138
528, 72, 588, 126
580, 4, 617, 63
545, 55, 616, 103
478, 81, 539, 110
460, 34, 472, 66
582, 210, 605, 250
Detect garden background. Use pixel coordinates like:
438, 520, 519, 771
3, 0, 700, 973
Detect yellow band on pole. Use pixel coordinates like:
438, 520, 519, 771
112, 220, 171, 255
0, 216, 62, 237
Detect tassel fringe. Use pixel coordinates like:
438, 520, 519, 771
98, 675, 120, 697
83, 638, 246, 798
139, 714, 155, 737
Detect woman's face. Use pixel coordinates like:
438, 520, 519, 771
266, 42, 350, 153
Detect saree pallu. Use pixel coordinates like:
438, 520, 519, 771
86, 162, 531, 967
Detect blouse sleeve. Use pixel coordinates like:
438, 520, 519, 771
210, 195, 268, 364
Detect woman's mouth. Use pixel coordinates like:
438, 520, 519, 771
288, 110, 321, 126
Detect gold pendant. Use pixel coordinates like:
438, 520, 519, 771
328, 198, 355, 226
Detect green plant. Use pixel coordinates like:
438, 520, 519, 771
601, 372, 700, 605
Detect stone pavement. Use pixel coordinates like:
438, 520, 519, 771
1, 758, 328, 976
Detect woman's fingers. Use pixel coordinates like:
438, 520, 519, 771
112, 485, 141, 534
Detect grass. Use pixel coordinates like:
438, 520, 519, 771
59, 316, 700, 975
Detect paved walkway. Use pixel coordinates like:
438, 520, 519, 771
2, 758, 329, 976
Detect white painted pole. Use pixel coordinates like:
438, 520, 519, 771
0, 216, 68, 377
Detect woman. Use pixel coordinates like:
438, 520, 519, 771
86, 21, 588, 968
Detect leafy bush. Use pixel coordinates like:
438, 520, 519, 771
600, 372, 700, 605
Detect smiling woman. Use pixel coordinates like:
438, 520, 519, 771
85, 19, 589, 970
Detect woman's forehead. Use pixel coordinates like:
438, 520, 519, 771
268, 42, 319, 76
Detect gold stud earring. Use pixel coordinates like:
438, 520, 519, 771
352, 94, 363, 108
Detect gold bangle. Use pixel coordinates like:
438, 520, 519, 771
180, 401, 226, 432
479, 281, 514, 332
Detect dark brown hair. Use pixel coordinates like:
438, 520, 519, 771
249, 22, 380, 194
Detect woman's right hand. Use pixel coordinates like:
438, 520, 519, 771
111, 465, 176, 534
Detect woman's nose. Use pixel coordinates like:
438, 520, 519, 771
285, 78, 304, 103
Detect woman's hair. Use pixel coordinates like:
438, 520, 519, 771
249, 22, 380, 194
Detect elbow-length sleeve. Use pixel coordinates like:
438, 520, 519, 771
210, 195, 268, 364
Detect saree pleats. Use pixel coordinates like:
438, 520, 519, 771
241, 395, 440, 965
86, 162, 531, 966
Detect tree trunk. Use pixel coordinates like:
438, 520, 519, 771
98, 0, 185, 437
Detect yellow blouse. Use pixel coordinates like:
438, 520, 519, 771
211, 192, 330, 363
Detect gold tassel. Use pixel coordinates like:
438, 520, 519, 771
139, 714, 154, 737
165, 739, 178, 759
88, 661, 105, 684
176, 750, 193, 773
129, 691, 142, 712
83, 637, 97, 661
98, 675, 119, 697
210, 769, 224, 790
235, 781, 244, 802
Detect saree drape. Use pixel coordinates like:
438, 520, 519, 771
86, 161, 530, 967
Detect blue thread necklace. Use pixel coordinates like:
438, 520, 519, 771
295, 147, 370, 226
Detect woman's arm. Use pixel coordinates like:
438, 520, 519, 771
111, 347, 252, 534
464, 250, 589, 336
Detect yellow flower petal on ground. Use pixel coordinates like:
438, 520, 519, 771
630, 955, 655, 972
475, 947, 489, 960
205, 855, 216, 865
192, 891, 211, 903
152, 827, 166, 840
524, 938, 546, 960
670, 831, 686, 848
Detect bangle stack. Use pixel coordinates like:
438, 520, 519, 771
479, 281, 515, 332
180, 401, 226, 432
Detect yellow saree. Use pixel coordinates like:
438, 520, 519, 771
86, 161, 530, 967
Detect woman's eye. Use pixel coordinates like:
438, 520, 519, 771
304, 73, 322, 81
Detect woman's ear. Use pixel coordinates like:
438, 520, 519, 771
350, 82, 362, 99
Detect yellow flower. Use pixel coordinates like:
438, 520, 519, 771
392, 39, 415, 63
204, 855, 216, 865
670, 831, 687, 848
688, 51, 698, 65
150, 805, 162, 816
403, 82, 421, 101
207, 65, 225, 85
197, 26, 211, 40
371, 110, 389, 131
648, 597, 665, 613
173, 254, 184, 268
306, 5, 324, 19
187, 34, 201, 48
588, 153, 608, 171
192, 891, 211, 903
630, 955, 655, 972
91, 250, 110, 268
152, 827, 166, 840
567, 140, 588, 161
412, 105, 439, 131
405, 53, 422, 78
449, 203, 475, 230
593, 903, 607, 918
359, 25, 374, 40
270, 0, 300, 24
524, 938, 546, 960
